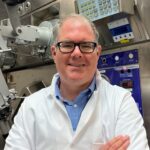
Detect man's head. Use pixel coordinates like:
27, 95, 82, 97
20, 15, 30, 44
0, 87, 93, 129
53, 14, 99, 43
51, 14, 101, 87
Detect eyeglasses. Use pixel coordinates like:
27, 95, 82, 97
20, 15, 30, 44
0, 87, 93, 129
56, 41, 97, 53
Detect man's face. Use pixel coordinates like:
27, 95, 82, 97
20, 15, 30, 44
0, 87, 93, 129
51, 18, 101, 86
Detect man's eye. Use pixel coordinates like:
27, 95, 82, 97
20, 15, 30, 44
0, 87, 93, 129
61, 43, 73, 48
81, 44, 92, 49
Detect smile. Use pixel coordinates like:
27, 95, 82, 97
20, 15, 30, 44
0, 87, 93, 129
68, 64, 85, 67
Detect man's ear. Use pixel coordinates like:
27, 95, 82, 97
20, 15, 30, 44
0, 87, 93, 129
51, 45, 57, 58
50, 45, 57, 64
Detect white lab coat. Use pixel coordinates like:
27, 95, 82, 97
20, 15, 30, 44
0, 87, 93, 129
4, 71, 149, 150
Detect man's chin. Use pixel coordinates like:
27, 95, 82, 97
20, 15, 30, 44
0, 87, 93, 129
67, 74, 85, 81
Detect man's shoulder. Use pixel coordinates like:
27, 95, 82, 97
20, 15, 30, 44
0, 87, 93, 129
28, 86, 50, 98
96, 73, 131, 105
102, 78, 130, 97
96, 71, 129, 96
23, 86, 51, 107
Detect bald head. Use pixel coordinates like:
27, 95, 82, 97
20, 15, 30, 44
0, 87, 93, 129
53, 14, 99, 43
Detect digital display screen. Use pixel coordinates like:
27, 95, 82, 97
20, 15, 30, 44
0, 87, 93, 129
120, 80, 133, 88
110, 24, 132, 36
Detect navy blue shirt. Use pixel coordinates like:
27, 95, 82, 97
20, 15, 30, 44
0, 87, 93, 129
55, 75, 96, 131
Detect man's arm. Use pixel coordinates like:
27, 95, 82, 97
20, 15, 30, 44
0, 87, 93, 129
98, 89, 149, 150
114, 93, 149, 150
4, 98, 34, 150
103, 91, 149, 150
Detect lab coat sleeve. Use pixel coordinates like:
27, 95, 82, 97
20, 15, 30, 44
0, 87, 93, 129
115, 92, 149, 150
4, 98, 35, 150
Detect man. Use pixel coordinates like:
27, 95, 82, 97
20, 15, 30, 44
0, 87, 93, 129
4, 14, 149, 150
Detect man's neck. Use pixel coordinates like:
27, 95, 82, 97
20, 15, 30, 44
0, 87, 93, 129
59, 80, 91, 101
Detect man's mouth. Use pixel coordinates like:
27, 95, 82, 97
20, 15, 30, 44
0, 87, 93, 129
68, 64, 85, 67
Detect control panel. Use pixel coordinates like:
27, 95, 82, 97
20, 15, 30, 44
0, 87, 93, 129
77, 0, 134, 21
97, 49, 143, 114
98, 49, 138, 68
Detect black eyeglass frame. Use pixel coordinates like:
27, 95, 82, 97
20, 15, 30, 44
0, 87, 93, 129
56, 41, 97, 53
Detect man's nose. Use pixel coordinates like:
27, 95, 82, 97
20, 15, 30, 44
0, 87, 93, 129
71, 45, 82, 58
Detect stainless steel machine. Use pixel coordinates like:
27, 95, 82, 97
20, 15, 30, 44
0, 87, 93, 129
0, 0, 150, 148
0, 0, 58, 144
